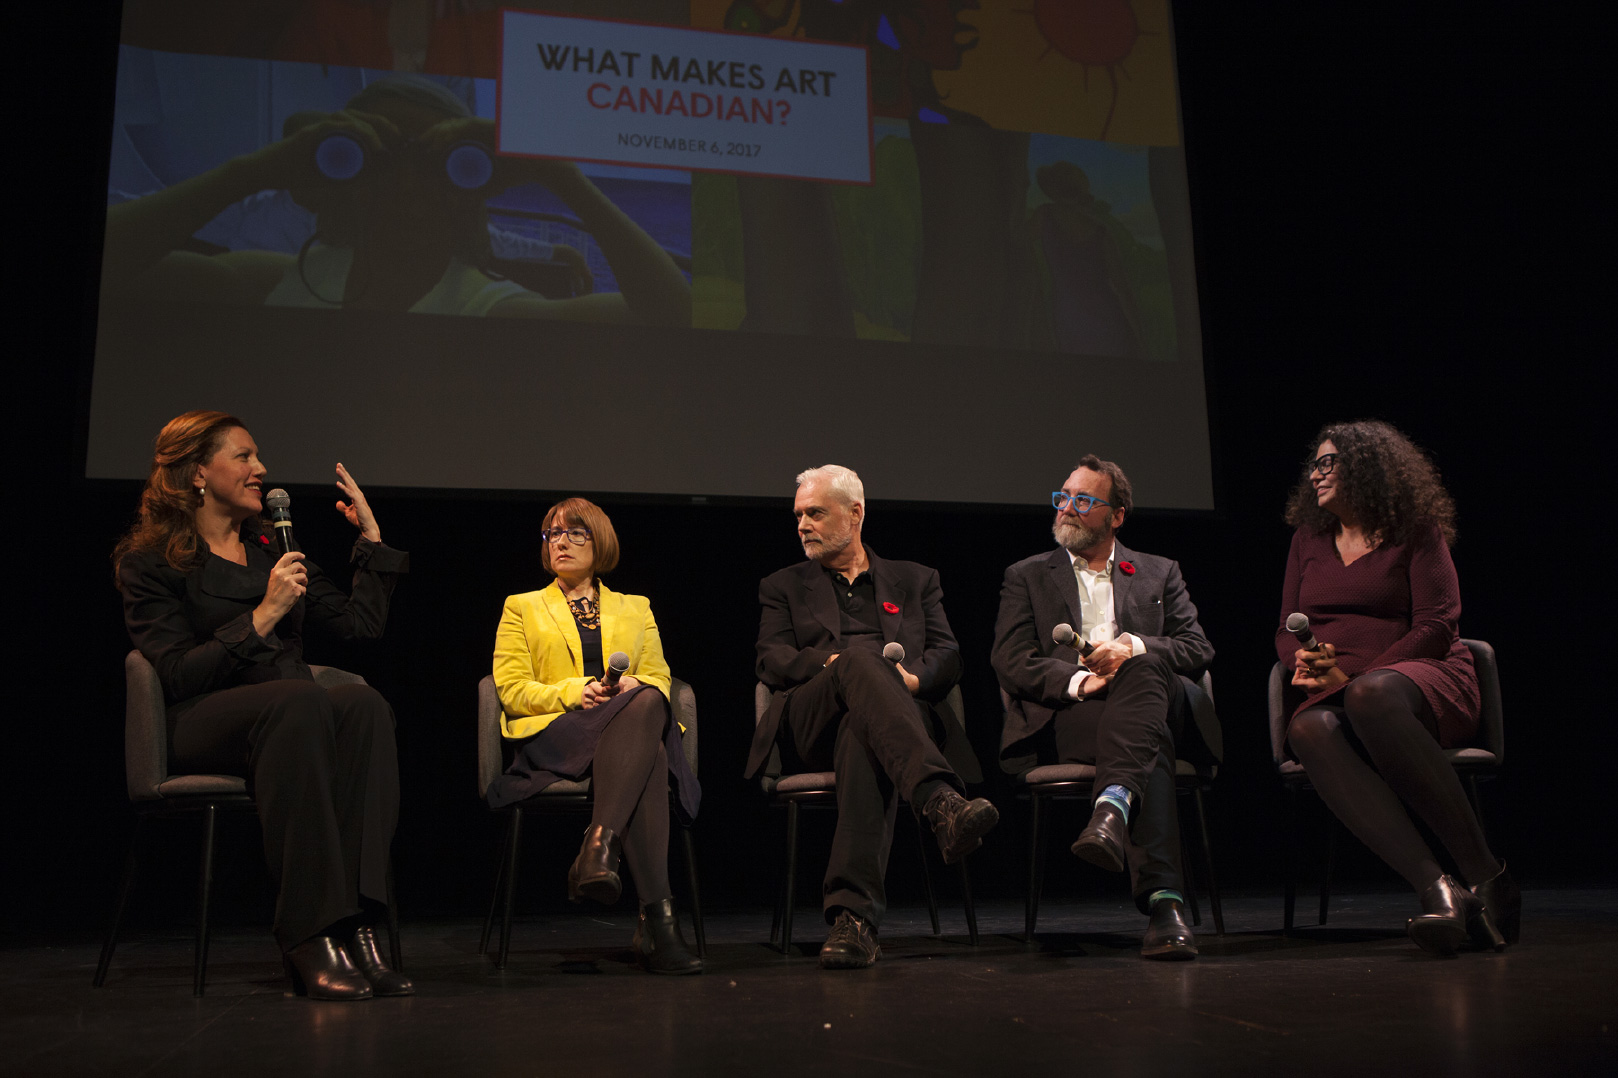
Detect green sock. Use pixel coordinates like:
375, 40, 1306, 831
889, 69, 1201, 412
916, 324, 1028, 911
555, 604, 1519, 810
1148, 888, 1185, 909
1096, 784, 1133, 821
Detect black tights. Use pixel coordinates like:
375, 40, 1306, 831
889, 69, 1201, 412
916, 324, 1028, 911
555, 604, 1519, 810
1288, 669, 1498, 891
589, 690, 671, 905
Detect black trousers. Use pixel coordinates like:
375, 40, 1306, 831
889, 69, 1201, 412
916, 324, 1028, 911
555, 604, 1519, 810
778, 648, 960, 927
1049, 652, 1186, 909
170, 679, 399, 950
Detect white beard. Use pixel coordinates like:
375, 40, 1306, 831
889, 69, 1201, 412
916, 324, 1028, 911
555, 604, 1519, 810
802, 521, 853, 562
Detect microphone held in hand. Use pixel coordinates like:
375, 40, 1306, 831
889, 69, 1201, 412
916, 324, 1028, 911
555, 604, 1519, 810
1286, 612, 1320, 651
882, 642, 905, 664
603, 651, 631, 688
1052, 622, 1096, 658
266, 489, 298, 555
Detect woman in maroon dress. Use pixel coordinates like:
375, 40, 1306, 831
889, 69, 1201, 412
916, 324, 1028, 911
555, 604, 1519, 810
1278, 420, 1517, 955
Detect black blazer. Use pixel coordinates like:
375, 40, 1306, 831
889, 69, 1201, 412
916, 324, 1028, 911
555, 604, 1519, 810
991, 541, 1220, 769
119, 525, 408, 711
748, 548, 962, 779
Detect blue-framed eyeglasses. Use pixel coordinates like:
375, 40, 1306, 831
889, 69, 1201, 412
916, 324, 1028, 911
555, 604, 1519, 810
1051, 492, 1114, 514
542, 526, 592, 546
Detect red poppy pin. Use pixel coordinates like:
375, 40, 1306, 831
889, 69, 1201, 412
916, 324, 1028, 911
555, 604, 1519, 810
1119, 561, 1135, 575
258, 535, 270, 545
882, 602, 900, 614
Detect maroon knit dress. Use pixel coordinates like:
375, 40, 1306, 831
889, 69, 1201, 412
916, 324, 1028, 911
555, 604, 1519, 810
1275, 522, 1480, 748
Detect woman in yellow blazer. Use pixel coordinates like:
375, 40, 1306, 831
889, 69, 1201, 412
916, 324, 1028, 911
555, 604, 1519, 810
490, 497, 701, 974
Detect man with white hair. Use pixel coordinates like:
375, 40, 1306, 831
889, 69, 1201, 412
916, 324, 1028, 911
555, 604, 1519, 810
749, 465, 998, 969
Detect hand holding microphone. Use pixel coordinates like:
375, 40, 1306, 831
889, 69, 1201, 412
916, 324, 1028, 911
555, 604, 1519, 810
602, 651, 631, 688
883, 642, 921, 696
584, 651, 636, 707
1287, 612, 1343, 688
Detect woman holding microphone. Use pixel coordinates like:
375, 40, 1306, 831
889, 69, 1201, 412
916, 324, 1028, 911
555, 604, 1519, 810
490, 498, 701, 975
115, 411, 411, 999
1279, 419, 1515, 956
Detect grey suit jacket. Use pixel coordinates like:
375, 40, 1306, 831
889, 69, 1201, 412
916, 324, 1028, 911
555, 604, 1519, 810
747, 549, 964, 780
991, 541, 1220, 772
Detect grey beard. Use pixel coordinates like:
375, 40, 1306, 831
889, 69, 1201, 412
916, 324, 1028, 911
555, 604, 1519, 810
802, 528, 852, 562
1053, 518, 1106, 554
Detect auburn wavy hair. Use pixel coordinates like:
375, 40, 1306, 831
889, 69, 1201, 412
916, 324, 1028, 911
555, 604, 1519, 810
1285, 419, 1457, 547
113, 411, 249, 585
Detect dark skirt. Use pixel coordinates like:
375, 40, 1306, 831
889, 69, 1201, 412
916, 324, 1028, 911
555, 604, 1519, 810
485, 685, 701, 820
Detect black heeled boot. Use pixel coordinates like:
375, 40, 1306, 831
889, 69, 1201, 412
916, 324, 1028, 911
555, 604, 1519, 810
1407, 874, 1483, 956
632, 897, 703, 975
1468, 861, 1521, 951
567, 823, 623, 905
347, 924, 415, 996
284, 935, 372, 1001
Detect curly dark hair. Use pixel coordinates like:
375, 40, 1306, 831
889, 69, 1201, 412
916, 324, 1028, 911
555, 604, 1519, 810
1285, 420, 1456, 547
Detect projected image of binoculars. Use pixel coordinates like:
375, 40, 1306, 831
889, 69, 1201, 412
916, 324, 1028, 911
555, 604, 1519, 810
314, 134, 495, 191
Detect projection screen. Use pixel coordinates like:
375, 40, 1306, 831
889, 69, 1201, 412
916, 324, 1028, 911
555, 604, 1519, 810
87, 0, 1213, 509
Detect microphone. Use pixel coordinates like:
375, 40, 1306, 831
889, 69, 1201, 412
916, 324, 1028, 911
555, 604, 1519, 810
265, 489, 298, 555
1052, 623, 1096, 658
882, 642, 905, 664
1286, 612, 1320, 651
603, 651, 631, 687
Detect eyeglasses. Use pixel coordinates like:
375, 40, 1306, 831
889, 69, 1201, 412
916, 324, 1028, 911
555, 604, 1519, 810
542, 526, 592, 546
1051, 492, 1114, 514
1305, 453, 1339, 477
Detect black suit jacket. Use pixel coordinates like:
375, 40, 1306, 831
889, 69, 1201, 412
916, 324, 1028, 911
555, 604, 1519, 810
119, 525, 408, 711
991, 541, 1220, 770
748, 548, 963, 779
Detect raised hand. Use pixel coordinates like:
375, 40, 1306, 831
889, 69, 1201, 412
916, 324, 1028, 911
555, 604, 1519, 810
335, 463, 380, 542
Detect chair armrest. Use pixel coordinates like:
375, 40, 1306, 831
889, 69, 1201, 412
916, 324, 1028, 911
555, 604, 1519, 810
669, 677, 698, 777
125, 651, 168, 802
477, 675, 503, 799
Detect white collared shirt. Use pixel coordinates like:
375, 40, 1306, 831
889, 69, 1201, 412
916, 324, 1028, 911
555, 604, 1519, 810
1064, 543, 1146, 699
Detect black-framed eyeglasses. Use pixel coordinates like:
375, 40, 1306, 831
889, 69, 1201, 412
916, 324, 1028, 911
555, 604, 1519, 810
1052, 492, 1114, 514
1305, 453, 1339, 477
542, 526, 592, 546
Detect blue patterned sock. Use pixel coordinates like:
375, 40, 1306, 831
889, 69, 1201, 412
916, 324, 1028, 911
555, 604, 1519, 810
1096, 784, 1133, 821
1147, 888, 1185, 909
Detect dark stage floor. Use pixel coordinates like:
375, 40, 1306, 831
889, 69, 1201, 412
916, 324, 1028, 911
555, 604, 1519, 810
6, 890, 1615, 1076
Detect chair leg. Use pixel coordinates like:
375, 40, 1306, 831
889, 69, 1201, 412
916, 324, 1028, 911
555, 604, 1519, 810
385, 861, 403, 972
1193, 786, 1225, 937
1025, 792, 1046, 944
779, 800, 800, 955
915, 822, 941, 936
679, 823, 706, 959
480, 826, 507, 956
1318, 810, 1336, 926
194, 803, 219, 997
957, 860, 979, 947
1179, 822, 1203, 928
1465, 773, 1489, 847
496, 806, 524, 970
94, 815, 145, 987
1283, 788, 1300, 933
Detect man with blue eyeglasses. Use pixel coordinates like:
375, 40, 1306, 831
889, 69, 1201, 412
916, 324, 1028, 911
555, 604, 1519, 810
991, 455, 1219, 959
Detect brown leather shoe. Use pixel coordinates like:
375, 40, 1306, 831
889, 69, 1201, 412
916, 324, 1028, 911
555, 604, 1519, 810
347, 924, 414, 996
922, 788, 1000, 865
1141, 899, 1198, 961
1071, 802, 1129, 873
284, 935, 372, 1001
567, 823, 622, 905
820, 909, 880, 970
1468, 862, 1520, 951
1408, 874, 1483, 956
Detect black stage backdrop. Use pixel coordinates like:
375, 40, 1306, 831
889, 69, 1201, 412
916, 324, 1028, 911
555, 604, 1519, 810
6, 4, 1602, 937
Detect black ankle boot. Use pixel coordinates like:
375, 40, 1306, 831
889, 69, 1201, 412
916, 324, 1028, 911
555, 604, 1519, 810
632, 897, 702, 975
347, 924, 414, 996
1468, 862, 1521, 950
567, 823, 622, 905
284, 935, 372, 1001
1407, 874, 1483, 956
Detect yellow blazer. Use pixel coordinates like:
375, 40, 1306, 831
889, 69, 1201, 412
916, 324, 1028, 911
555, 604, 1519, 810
493, 580, 672, 739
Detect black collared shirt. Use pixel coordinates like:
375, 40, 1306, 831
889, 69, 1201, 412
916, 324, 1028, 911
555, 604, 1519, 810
825, 564, 883, 652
